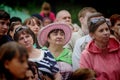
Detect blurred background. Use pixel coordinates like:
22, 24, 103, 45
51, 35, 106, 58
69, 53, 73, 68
0, 0, 120, 25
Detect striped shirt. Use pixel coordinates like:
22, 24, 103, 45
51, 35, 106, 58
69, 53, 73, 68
29, 49, 59, 76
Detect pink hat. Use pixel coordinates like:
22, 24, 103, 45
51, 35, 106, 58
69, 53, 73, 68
37, 22, 72, 47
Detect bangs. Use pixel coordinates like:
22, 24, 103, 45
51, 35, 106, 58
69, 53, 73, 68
48, 29, 65, 37
49, 29, 64, 34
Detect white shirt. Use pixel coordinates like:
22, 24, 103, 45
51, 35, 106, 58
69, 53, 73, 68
72, 34, 92, 71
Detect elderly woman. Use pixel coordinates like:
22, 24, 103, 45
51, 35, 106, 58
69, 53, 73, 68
80, 17, 120, 80
14, 26, 61, 80
37, 22, 73, 80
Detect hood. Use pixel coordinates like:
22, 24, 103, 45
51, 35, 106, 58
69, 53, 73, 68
86, 38, 120, 54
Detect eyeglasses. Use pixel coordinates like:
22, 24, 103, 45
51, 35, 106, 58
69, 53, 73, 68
14, 26, 28, 34
90, 17, 106, 24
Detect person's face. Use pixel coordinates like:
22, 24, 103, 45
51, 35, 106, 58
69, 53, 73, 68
43, 10, 50, 15
80, 12, 94, 28
92, 22, 110, 44
4, 54, 28, 79
48, 30, 65, 46
58, 12, 72, 25
27, 19, 41, 35
111, 20, 120, 38
18, 33, 34, 49
0, 19, 10, 36
25, 70, 35, 80
43, 18, 52, 26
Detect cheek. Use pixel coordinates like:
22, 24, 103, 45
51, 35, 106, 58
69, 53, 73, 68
93, 34, 101, 40
18, 40, 24, 44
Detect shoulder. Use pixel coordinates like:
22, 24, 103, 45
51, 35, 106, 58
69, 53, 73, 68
42, 49, 54, 58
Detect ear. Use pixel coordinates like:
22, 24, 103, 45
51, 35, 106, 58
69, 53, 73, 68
79, 17, 84, 24
89, 33, 95, 40
4, 60, 10, 69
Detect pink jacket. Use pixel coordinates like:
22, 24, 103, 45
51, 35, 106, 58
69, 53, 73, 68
40, 12, 55, 21
80, 38, 120, 80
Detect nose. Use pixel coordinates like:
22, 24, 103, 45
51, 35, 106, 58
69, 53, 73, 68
104, 30, 110, 37
34, 24, 40, 29
24, 38, 28, 42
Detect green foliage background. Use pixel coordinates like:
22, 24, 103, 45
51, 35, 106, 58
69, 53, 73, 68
0, 0, 83, 26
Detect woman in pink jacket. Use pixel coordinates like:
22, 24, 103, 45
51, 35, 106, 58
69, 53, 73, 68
80, 17, 120, 80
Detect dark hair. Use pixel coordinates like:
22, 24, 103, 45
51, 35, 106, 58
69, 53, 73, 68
109, 14, 120, 35
28, 61, 38, 75
10, 16, 22, 25
13, 26, 36, 44
31, 13, 43, 21
88, 18, 106, 33
7, 21, 22, 38
71, 68, 96, 80
110, 14, 120, 27
48, 29, 65, 37
0, 41, 28, 80
42, 2, 51, 11
87, 12, 106, 33
0, 10, 10, 20
27, 61, 42, 79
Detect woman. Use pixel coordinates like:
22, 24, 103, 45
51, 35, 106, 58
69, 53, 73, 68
109, 14, 120, 41
23, 16, 43, 48
0, 41, 28, 80
37, 22, 73, 80
14, 26, 61, 80
80, 17, 120, 80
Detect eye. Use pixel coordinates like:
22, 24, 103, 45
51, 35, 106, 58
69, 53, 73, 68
19, 37, 24, 41
0, 22, 5, 25
99, 29, 104, 32
60, 32, 65, 36
105, 28, 109, 31
26, 35, 30, 38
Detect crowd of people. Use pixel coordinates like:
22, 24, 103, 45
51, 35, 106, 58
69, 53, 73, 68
0, 1, 120, 80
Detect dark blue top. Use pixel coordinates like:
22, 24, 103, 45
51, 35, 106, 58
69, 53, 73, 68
0, 35, 13, 46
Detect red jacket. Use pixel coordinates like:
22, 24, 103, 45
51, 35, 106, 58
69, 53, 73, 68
80, 38, 120, 80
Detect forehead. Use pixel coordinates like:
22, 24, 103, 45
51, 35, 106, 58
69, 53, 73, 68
50, 29, 64, 33
59, 11, 71, 17
0, 19, 10, 23
96, 22, 108, 30
85, 12, 96, 18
